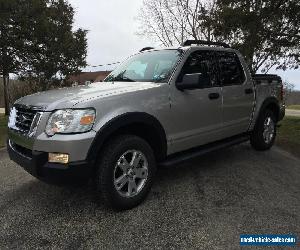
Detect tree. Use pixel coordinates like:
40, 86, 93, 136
137, 0, 217, 46
0, 0, 87, 115
283, 80, 295, 93
138, 0, 300, 73
0, 0, 27, 115
213, 0, 300, 73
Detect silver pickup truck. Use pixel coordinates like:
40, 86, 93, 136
7, 40, 285, 210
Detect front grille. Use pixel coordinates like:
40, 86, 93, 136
15, 107, 37, 134
11, 105, 42, 135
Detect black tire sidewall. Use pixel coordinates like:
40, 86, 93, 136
97, 135, 156, 210
251, 110, 277, 150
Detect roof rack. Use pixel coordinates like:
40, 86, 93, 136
181, 40, 230, 48
140, 47, 155, 52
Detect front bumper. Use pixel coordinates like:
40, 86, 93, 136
7, 140, 92, 185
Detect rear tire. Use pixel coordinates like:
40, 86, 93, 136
250, 109, 277, 151
95, 135, 156, 210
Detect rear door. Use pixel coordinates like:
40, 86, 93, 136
217, 51, 255, 137
169, 50, 223, 153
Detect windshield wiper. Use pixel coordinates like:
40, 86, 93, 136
110, 75, 135, 82
117, 76, 135, 82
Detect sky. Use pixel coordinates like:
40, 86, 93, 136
69, 0, 300, 90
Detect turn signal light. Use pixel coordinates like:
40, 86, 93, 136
80, 115, 95, 125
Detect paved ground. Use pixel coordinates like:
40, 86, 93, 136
286, 109, 300, 117
0, 144, 299, 249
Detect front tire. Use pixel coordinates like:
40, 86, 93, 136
95, 135, 156, 210
250, 109, 277, 151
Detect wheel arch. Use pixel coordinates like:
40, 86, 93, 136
256, 97, 280, 124
87, 112, 168, 164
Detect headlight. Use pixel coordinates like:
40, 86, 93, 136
45, 109, 96, 136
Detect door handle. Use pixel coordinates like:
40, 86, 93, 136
208, 93, 220, 100
245, 88, 253, 94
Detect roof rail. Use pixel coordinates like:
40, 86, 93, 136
140, 47, 155, 52
181, 40, 230, 48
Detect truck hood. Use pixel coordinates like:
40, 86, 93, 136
15, 81, 161, 111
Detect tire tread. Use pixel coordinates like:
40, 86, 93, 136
96, 134, 156, 210
250, 109, 276, 151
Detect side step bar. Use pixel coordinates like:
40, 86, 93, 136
159, 134, 250, 167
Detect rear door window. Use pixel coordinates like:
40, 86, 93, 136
217, 52, 246, 86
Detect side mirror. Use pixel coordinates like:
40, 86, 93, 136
176, 73, 210, 91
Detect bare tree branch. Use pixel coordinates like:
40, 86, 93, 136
138, 0, 300, 73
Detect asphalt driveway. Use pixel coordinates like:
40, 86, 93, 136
0, 144, 299, 249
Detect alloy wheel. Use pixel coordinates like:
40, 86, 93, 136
113, 150, 148, 198
263, 116, 275, 144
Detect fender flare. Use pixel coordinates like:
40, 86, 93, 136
87, 112, 167, 162
255, 97, 280, 124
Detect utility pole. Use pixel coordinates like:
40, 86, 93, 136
2, 74, 10, 115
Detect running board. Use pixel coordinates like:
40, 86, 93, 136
159, 134, 250, 167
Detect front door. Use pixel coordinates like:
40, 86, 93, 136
169, 50, 223, 154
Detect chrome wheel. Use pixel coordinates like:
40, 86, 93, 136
263, 116, 275, 144
113, 150, 148, 198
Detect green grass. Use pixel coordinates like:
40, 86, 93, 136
277, 116, 300, 157
0, 114, 8, 148
287, 105, 300, 110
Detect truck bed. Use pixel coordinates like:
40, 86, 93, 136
249, 74, 285, 131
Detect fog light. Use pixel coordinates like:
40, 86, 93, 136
48, 153, 69, 164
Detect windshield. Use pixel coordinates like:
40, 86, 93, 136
104, 50, 182, 83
